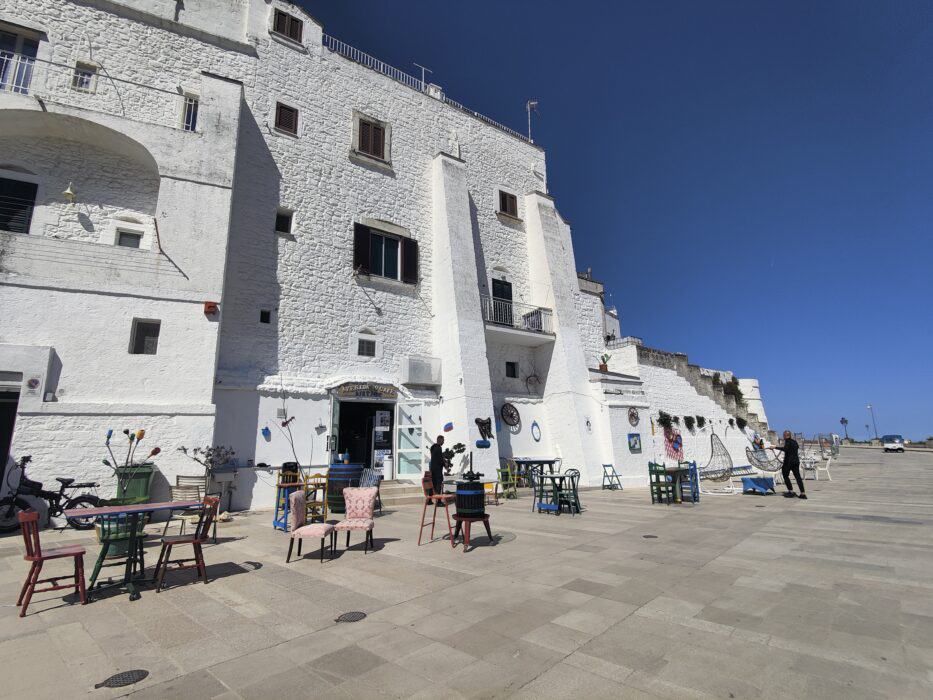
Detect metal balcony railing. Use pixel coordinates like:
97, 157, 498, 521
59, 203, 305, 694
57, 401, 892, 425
0, 52, 183, 129
480, 295, 554, 335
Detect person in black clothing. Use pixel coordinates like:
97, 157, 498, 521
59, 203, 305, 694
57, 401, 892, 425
429, 435, 445, 496
773, 430, 807, 499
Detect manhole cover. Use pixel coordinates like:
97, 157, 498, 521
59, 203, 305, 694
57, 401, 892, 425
755, 505, 766, 508
335, 611, 367, 623
95, 670, 149, 689
642, 535, 658, 539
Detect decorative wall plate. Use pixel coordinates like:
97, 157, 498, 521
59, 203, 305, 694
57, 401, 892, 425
531, 420, 541, 442
628, 407, 639, 426
500, 402, 520, 426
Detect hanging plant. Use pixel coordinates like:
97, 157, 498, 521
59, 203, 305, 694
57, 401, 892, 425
684, 415, 696, 431
657, 411, 673, 430
728, 418, 735, 428
672, 415, 680, 426
736, 417, 748, 431
696, 415, 706, 429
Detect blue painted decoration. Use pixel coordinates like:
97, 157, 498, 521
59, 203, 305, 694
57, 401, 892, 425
475, 439, 491, 449
261, 426, 272, 441
443, 422, 454, 432
531, 420, 542, 442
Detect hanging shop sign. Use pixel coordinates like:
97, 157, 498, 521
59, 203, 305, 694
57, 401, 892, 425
334, 382, 398, 400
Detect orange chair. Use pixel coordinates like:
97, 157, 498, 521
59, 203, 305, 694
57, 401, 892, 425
418, 472, 455, 547
17, 510, 87, 617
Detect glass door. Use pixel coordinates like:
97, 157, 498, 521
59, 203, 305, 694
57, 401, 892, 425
328, 395, 340, 464
395, 402, 423, 478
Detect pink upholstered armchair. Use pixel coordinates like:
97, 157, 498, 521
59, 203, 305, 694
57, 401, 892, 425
286, 490, 335, 563
334, 487, 377, 553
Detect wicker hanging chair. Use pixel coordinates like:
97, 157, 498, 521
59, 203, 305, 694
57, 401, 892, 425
698, 432, 734, 482
746, 446, 783, 473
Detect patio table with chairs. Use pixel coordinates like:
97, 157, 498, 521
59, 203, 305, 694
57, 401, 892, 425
529, 466, 582, 516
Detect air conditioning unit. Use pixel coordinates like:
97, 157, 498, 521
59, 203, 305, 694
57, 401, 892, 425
401, 355, 442, 386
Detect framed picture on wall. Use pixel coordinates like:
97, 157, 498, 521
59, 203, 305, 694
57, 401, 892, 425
628, 433, 641, 453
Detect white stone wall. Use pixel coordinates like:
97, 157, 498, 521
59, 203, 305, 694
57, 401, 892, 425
574, 291, 607, 370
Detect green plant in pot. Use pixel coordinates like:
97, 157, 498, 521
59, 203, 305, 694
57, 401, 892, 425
736, 417, 748, 431
696, 415, 706, 429
597, 353, 611, 371
442, 442, 466, 475
657, 411, 673, 430
684, 415, 696, 432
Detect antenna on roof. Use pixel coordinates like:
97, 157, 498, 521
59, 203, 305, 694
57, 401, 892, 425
413, 62, 433, 91
526, 99, 540, 143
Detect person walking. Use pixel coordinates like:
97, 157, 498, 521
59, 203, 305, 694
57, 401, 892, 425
429, 434, 446, 496
773, 430, 807, 499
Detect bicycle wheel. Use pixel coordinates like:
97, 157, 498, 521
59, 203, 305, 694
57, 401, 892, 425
0, 497, 31, 533
63, 495, 101, 530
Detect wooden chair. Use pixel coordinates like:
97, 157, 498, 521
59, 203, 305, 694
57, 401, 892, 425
557, 468, 582, 515
496, 463, 518, 499
530, 467, 558, 514
649, 462, 675, 505
286, 490, 334, 563
418, 472, 455, 547
677, 460, 700, 504
483, 481, 499, 506
89, 513, 148, 590
153, 497, 219, 591
602, 464, 624, 490
162, 484, 203, 536
303, 472, 328, 523
16, 511, 87, 617
177, 474, 216, 542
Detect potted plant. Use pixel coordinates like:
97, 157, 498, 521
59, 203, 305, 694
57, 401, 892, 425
672, 415, 680, 426
696, 415, 706, 429
597, 353, 611, 372
657, 411, 673, 430
728, 418, 735, 428
736, 417, 748, 431
178, 445, 236, 486
684, 415, 696, 432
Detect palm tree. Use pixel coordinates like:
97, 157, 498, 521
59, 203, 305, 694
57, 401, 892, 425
839, 417, 849, 440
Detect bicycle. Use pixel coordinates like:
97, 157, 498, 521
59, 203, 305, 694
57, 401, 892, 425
0, 456, 102, 532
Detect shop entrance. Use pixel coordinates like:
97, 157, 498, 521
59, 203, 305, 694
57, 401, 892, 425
0, 390, 19, 489
335, 401, 394, 474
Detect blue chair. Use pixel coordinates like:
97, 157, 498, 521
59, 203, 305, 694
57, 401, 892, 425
530, 467, 558, 514
678, 460, 700, 504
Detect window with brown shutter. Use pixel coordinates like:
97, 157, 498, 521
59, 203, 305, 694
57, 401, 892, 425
353, 223, 418, 285
498, 191, 518, 218
275, 102, 298, 135
358, 118, 386, 160
272, 9, 303, 43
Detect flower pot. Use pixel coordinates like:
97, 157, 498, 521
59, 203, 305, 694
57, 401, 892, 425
598, 363, 608, 372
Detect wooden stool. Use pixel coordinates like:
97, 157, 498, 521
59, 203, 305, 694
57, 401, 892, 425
452, 514, 492, 553
418, 473, 455, 547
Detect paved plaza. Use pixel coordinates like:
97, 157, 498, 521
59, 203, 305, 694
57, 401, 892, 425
1, 448, 931, 699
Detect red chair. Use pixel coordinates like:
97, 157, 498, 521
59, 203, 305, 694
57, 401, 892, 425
152, 497, 218, 591
17, 510, 87, 617
418, 472, 455, 547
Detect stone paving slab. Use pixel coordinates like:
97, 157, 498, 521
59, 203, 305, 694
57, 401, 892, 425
1, 448, 932, 698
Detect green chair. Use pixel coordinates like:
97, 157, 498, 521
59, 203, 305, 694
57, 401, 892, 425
497, 463, 518, 499
89, 514, 147, 589
557, 468, 582, 515
648, 462, 675, 505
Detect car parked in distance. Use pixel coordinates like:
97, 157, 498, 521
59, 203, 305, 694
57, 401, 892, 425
882, 434, 905, 452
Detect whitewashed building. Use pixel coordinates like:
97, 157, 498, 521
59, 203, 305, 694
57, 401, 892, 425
0, 0, 771, 505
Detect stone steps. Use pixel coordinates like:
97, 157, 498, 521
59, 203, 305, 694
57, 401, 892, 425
379, 479, 424, 507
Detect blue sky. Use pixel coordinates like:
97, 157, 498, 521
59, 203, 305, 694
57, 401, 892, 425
302, 1, 933, 441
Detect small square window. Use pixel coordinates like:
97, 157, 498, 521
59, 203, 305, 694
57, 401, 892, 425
117, 231, 142, 248
498, 191, 518, 218
275, 210, 293, 234
358, 118, 386, 160
182, 94, 199, 132
272, 8, 303, 43
275, 103, 298, 135
129, 319, 160, 355
259, 310, 271, 324
505, 361, 518, 378
71, 62, 97, 92
358, 338, 377, 357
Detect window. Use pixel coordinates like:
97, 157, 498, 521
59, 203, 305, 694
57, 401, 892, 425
272, 8, 303, 43
71, 62, 97, 92
259, 310, 271, 324
505, 361, 518, 378
182, 94, 199, 132
117, 231, 142, 248
357, 338, 376, 357
0, 176, 38, 234
275, 209, 293, 234
498, 190, 518, 218
353, 223, 419, 284
0, 29, 39, 95
129, 319, 160, 355
357, 118, 386, 160
275, 102, 298, 135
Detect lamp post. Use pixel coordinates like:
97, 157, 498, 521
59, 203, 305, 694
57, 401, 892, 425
865, 424, 870, 440
866, 404, 878, 440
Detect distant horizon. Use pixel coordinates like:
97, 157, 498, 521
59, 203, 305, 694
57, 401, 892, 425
302, 0, 933, 441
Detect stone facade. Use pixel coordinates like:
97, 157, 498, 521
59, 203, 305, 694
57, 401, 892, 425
1, 0, 772, 500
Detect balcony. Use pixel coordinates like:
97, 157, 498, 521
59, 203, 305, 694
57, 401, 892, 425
480, 295, 555, 347
0, 52, 181, 130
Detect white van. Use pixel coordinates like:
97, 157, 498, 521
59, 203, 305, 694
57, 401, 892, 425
882, 435, 905, 453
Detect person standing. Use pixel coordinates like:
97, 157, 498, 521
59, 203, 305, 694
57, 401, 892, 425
429, 434, 446, 496
773, 430, 807, 499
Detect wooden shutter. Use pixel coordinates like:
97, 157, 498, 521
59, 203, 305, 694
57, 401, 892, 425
400, 238, 419, 284
273, 10, 289, 35
353, 224, 371, 274
359, 119, 372, 155
276, 103, 297, 134
0, 176, 38, 234
372, 124, 385, 159
288, 16, 303, 42
499, 191, 508, 213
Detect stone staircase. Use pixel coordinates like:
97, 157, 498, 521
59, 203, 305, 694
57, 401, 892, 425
379, 479, 424, 507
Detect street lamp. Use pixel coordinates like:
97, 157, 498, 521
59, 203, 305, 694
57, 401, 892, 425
866, 404, 879, 440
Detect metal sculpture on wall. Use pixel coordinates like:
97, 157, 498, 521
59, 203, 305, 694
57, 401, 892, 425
628, 407, 639, 426
475, 417, 493, 440
500, 403, 520, 426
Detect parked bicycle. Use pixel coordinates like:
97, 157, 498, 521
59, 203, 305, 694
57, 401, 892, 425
0, 456, 102, 532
